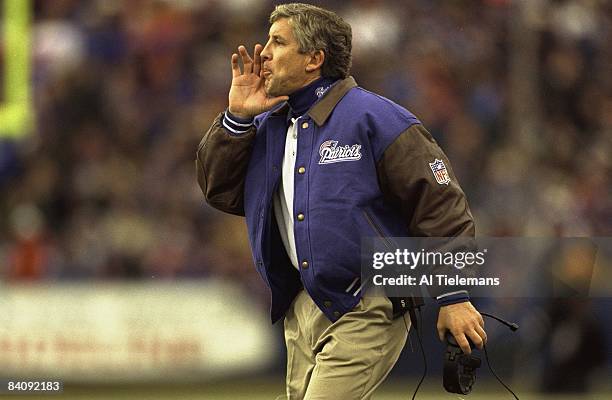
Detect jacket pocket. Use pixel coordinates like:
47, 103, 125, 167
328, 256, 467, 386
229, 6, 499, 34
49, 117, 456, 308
362, 209, 396, 251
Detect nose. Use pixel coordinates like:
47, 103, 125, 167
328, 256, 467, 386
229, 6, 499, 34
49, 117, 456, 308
261, 41, 272, 61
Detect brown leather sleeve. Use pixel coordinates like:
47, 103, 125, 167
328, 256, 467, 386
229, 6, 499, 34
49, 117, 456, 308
196, 112, 257, 216
377, 124, 475, 299
377, 124, 475, 237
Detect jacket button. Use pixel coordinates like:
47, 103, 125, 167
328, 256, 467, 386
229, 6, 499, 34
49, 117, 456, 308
297, 166, 306, 174
324, 301, 332, 308
301, 260, 309, 269
333, 311, 341, 318
297, 213, 304, 221
301, 122, 309, 129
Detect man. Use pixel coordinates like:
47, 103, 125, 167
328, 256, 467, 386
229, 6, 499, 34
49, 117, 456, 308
196, 3, 487, 399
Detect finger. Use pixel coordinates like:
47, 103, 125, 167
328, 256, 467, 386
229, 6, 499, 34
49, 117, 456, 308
231, 53, 241, 78
477, 312, 485, 328
467, 329, 484, 350
253, 44, 263, 77
454, 333, 472, 355
437, 325, 446, 342
238, 45, 253, 74
475, 325, 487, 345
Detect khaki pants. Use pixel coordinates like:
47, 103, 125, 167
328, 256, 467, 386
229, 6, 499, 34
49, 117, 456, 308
283, 290, 409, 400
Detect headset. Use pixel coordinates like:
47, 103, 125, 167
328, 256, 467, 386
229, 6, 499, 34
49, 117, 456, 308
392, 297, 520, 400
443, 331, 481, 394
443, 312, 519, 397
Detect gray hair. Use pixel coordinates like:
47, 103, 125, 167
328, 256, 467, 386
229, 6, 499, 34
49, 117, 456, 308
270, 3, 352, 79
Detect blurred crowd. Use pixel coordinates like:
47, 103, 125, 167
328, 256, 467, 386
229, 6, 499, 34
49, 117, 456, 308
0, 0, 610, 330
0, 0, 610, 392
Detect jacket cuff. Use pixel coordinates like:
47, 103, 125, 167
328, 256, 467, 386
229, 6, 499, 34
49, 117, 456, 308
222, 110, 254, 135
436, 290, 470, 306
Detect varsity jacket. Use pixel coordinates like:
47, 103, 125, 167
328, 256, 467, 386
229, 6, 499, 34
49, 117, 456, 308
196, 77, 475, 323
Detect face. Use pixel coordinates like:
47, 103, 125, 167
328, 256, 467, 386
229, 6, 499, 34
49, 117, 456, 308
261, 18, 319, 97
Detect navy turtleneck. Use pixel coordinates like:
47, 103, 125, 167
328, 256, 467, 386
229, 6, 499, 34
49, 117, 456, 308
287, 76, 338, 118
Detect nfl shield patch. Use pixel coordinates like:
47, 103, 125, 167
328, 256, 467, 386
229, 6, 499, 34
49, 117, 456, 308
429, 158, 451, 185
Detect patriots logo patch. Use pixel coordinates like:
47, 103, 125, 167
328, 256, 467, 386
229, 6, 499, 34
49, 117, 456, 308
429, 158, 451, 185
318, 140, 362, 164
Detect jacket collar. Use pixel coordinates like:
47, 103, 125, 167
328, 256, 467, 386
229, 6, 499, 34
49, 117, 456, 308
287, 77, 337, 118
271, 76, 358, 126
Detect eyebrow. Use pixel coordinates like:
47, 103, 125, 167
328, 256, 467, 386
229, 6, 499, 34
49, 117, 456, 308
269, 34, 286, 42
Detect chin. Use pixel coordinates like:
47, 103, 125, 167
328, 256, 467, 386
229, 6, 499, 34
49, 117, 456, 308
264, 82, 276, 97
265, 79, 290, 98
266, 87, 282, 98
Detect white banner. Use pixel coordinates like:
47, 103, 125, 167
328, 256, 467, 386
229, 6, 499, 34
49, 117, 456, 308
0, 280, 276, 382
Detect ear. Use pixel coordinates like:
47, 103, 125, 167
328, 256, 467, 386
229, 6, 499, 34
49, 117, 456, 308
305, 50, 325, 73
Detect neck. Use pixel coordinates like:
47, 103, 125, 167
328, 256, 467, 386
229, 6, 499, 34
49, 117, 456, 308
288, 75, 337, 117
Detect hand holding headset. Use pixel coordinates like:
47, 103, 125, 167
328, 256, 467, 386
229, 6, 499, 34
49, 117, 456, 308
443, 312, 519, 398
399, 297, 521, 400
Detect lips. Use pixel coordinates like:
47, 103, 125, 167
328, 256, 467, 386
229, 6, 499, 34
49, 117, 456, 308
262, 69, 272, 78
